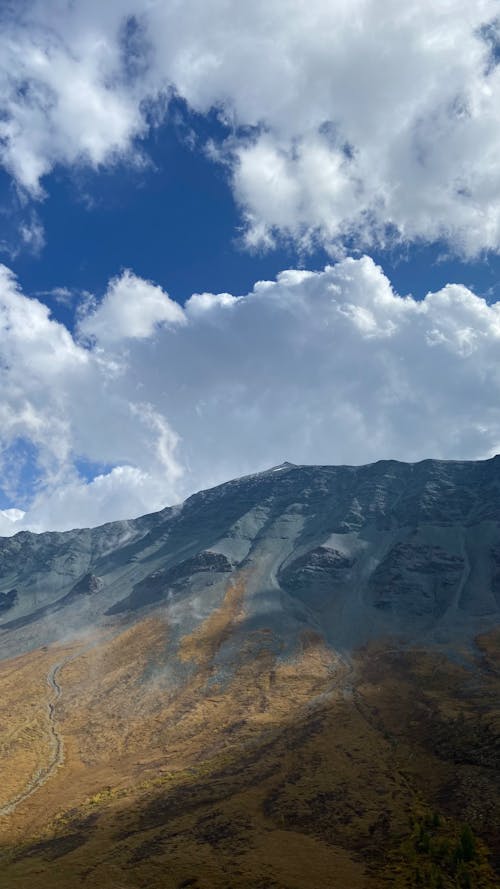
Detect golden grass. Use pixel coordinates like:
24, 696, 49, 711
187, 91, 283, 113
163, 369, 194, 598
0, 603, 498, 889
178, 574, 247, 665
0, 644, 76, 811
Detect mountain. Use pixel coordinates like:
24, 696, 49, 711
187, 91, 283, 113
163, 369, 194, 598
0, 459, 499, 888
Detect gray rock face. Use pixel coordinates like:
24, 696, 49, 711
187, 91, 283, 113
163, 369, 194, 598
492, 545, 500, 605
107, 551, 233, 615
0, 588, 17, 614
1, 456, 500, 659
279, 547, 354, 596
368, 542, 465, 616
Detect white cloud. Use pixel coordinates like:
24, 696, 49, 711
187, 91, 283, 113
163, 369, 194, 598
34, 286, 75, 307
0, 508, 25, 537
0, 263, 183, 530
186, 292, 240, 316
1, 257, 500, 532
19, 212, 45, 255
23, 466, 168, 533
79, 269, 185, 344
2, 2, 500, 254
0, 2, 144, 196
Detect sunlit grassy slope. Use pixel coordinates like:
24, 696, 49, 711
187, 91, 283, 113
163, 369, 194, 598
0, 603, 498, 888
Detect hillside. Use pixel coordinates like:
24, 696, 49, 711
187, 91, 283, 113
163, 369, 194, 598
0, 459, 499, 888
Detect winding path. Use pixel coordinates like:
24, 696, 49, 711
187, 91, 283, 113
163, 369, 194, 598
0, 657, 70, 818
0, 630, 118, 819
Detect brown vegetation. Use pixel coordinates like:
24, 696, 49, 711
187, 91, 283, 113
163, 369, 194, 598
0, 591, 499, 888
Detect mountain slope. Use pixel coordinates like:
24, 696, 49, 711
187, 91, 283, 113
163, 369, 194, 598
0, 458, 499, 888
2, 457, 500, 658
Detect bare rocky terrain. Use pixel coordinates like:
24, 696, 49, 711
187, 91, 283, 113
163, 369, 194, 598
2, 457, 500, 654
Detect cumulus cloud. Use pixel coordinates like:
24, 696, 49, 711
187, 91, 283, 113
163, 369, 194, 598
0, 1, 144, 196
0, 257, 500, 532
0, 263, 183, 531
23, 466, 170, 534
79, 270, 185, 344
0, 508, 25, 537
2, 1, 500, 254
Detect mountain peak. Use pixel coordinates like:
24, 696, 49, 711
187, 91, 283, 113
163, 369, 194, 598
266, 460, 297, 472
1, 455, 499, 659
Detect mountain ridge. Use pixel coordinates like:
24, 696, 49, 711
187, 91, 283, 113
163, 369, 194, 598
2, 455, 500, 662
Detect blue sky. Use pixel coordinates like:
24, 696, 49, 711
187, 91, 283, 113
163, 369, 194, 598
7, 98, 500, 319
5, 103, 305, 316
1, 0, 500, 532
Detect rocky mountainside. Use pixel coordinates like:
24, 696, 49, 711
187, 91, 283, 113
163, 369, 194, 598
0, 458, 499, 889
1, 457, 500, 661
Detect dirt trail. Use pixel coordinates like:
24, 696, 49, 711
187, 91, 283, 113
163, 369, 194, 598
0, 656, 70, 818
0, 629, 119, 819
